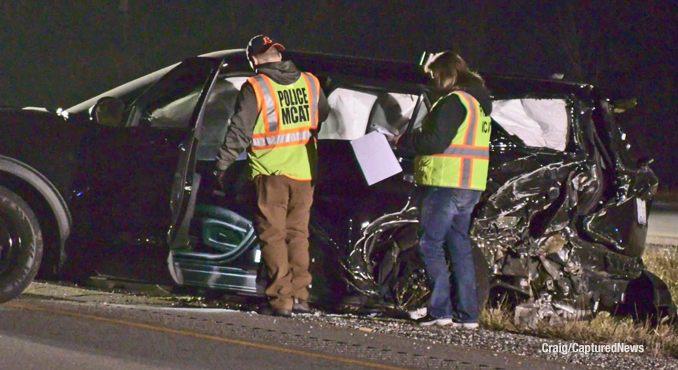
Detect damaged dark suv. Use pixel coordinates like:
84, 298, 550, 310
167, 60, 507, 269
0, 50, 670, 323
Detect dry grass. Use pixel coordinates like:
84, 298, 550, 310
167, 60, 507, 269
644, 247, 678, 302
478, 246, 678, 358
481, 308, 678, 357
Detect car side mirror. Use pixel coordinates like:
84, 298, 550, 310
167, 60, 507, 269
92, 97, 126, 127
637, 157, 654, 168
611, 98, 637, 114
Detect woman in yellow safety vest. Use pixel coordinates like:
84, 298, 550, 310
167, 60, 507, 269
396, 50, 493, 329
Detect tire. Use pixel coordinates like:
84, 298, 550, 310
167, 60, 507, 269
471, 243, 491, 312
0, 186, 43, 303
448, 242, 490, 313
365, 226, 490, 315
614, 271, 677, 326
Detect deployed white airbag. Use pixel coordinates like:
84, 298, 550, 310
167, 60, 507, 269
319, 88, 420, 140
319, 88, 377, 140
491, 99, 568, 151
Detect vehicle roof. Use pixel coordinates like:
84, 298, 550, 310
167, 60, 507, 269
67, 48, 594, 113
205, 49, 594, 98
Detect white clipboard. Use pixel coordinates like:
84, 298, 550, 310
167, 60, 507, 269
350, 131, 403, 186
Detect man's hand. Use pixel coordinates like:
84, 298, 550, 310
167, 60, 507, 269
215, 170, 228, 190
384, 130, 402, 142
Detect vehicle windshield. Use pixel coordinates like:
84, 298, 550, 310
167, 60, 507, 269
65, 63, 178, 114
65, 50, 238, 115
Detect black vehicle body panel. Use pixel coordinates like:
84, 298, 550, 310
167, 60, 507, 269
0, 57, 224, 276
0, 109, 84, 202
0, 50, 666, 319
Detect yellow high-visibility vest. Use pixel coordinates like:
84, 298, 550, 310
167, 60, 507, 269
414, 90, 491, 190
247, 73, 320, 180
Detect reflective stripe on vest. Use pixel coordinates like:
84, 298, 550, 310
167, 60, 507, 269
251, 129, 312, 149
300, 72, 319, 129
249, 75, 279, 133
441, 146, 489, 158
414, 90, 491, 190
247, 73, 320, 180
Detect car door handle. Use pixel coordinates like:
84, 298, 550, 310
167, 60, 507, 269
150, 137, 170, 147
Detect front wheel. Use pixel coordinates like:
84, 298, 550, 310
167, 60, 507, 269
472, 243, 491, 312
0, 186, 43, 303
367, 225, 490, 315
402, 241, 490, 315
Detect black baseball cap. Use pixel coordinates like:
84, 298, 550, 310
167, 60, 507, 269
246, 35, 285, 60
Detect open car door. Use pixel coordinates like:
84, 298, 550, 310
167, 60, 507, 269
165, 58, 222, 260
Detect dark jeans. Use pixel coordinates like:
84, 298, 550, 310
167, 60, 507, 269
418, 186, 481, 323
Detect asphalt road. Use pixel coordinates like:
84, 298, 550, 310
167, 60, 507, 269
0, 284, 588, 370
648, 202, 678, 245
2, 204, 672, 370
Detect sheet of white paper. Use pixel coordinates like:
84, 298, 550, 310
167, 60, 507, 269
370, 124, 396, 137
350, 131, 403, 186
636, 198, 647, 225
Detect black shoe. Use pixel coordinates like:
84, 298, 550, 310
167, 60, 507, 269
275, 309, 292, 317
257, 305, 292, 317
415, 314, 453, 326
292, 298, 312, 314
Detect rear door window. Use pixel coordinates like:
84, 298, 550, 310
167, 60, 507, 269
491, 98, 570, 151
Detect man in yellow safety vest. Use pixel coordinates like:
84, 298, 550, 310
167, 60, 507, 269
396, 50, 492, 329
215, 35, 330, 317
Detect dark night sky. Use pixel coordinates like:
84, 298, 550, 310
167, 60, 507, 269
1, 1, 676, 189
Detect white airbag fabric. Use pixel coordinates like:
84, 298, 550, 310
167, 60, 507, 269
491, 99, 568, 151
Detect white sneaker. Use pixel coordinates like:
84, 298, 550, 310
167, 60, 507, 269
436, 317, 453, 326
408, 307, 428, 320
416, 314, 453, 326
452, 322, 479, 329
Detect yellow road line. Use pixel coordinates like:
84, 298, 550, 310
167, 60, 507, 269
6, 302, 412, 370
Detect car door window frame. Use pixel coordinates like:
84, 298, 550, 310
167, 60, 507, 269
125, 58, 225, 130
195, 72, 255, 161
489, 92, 577, 154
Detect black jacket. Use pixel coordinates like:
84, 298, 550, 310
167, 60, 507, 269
399, 84, 492, 155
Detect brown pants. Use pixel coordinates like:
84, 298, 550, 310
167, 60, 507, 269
253, 175, 314, 310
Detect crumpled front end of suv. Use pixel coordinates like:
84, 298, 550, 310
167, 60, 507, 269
330, 81, 671, 324
469, 87, 668, 325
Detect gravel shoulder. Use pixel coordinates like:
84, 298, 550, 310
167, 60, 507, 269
295, 313, 677, 370
20, 280, 678, 370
